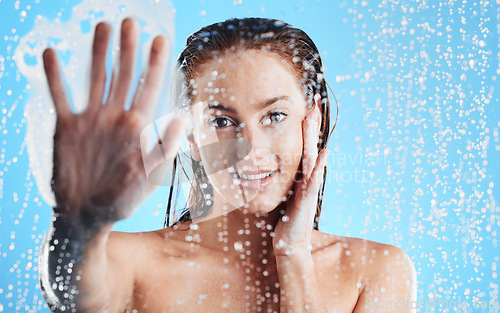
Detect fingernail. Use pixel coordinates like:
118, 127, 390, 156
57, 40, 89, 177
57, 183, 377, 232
152, 36, 166, 53
122, 17, 135, 30
314, 93, 321, 103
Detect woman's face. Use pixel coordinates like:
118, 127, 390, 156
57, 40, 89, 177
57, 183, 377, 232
189, 49, 317, 218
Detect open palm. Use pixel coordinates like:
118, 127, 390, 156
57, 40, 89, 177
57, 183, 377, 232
44, 19, 184, 225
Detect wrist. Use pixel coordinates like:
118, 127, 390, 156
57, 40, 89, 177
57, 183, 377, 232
51, 211, 114, 244
275, 251, 315, 276
273, 240, 313, 257
275, 248, 312, 259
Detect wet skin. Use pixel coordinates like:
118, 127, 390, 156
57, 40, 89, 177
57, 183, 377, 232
40, 18, 417, 313
107, 225, 418, 313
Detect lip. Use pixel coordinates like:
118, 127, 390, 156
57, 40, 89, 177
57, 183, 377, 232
238, 169, 275, 175
232, 170, 278, 191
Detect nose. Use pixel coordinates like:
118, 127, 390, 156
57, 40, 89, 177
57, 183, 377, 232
237, 123, 271, 166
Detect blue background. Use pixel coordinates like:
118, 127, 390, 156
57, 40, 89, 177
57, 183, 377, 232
1, 0, 499, 312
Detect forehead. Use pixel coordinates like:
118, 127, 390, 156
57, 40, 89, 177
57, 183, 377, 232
193, 50, 301, 99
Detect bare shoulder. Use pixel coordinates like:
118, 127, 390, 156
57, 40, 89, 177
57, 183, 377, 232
311, 231, 417, 312
107, 227, 181, 252
353, 239, 417, 312
106, 229, 169, 277
354, 238, 415, 286
106, 227, 195, 271
312, 231, 416, 281
107, 230, 156, 255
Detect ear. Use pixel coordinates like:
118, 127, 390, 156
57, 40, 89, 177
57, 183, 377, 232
187, 130, 202, 162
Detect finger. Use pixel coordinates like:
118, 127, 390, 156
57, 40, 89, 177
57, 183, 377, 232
130, 35, 169, 118
301, 97, 321, 181
307, 148, 330, 192
43, 48, 71, 120
143, 116, 187, 183
108, 18, 139, 108
287, 149, 327, 227
87, 22, 111, 113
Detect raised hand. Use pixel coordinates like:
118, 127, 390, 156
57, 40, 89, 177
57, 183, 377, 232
272, 94, 330, 257
43, 18, 184, 227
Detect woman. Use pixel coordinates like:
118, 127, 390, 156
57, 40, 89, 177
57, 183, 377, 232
40, 17, 417, 312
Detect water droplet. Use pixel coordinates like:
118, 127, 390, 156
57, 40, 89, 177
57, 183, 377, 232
234, 241, 243, 251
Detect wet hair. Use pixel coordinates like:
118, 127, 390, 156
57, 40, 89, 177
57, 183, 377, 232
164, 17, 336, 230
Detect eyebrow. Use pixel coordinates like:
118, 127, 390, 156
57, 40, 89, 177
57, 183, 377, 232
203, 96, 289, 114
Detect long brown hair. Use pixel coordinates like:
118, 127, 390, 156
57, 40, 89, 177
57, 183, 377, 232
164, 18, 336, 230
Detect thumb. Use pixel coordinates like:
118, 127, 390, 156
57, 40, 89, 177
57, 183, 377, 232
143, 116, 188, 186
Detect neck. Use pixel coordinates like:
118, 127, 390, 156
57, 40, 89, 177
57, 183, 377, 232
179, 200, 287, 263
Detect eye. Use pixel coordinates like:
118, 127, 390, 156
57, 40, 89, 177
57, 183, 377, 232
262, 111, 288, 126
208, 116, 236, 128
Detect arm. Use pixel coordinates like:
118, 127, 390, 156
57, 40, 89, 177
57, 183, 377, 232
40, 214, 137, 312
273, 94, 331, 312
39, 18, 181, 312
39, 214, 123, 312
276, 251, 329, 313
352, 245, 418, 313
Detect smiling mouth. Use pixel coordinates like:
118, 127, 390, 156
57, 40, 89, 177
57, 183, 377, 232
234, 170, 277, 181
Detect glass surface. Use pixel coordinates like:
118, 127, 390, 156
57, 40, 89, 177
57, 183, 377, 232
0, 0, 498, 312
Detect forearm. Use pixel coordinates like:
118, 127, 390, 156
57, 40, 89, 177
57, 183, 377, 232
276, 251, 329, 313
39, 212, 114, 312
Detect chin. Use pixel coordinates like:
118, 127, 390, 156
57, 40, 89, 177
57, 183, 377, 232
240, 187, 290, 215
